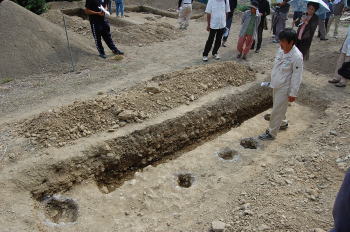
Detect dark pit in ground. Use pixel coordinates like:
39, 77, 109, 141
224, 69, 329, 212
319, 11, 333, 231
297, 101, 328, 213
240, 137, 259, 149
44, 196, 79, 224
177, 173, 194, 188
218, 147, 239, 161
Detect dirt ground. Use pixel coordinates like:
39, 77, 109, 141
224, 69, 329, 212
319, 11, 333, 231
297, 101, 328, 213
0, 1, 350, 232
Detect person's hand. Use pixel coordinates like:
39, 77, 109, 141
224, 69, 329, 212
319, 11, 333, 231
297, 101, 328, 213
288, 96, 296, 102
97, 11, 105, 16
206, 25, 210, 32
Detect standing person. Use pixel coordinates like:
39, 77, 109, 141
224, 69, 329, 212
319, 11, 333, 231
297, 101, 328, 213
329, 168, 350, 232
202, 0, 230, 62
329, 26, 350, 87
115, 0, 124, 17
325, 0, 334, 32
295, 2, 319, 60
236, 1, 261, 60
107, 0, 112, 14
251, 0, 270, 53
85, 0, 124, 58
222, 0, 238, 47
271, 0, 290, 43
258, 29, 303, 141
178, 0, 193, 30
328, 0, 347, 38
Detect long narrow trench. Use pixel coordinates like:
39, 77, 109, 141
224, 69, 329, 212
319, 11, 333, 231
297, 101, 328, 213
30, 83, 272, 202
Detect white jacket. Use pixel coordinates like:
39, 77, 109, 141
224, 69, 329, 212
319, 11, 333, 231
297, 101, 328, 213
270, 46, 304, 97
341, 27, 350, 56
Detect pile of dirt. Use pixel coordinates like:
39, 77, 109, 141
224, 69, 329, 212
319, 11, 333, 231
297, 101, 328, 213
0, 0, 95, 78
20, 61, 256, 147
42, 10, 181, 45
125, 0, 205, 11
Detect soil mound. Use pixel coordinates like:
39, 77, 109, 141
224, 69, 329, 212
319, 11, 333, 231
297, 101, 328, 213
20, 61, 255, 148
43, 9, 181, 45
0, 0, 95, 78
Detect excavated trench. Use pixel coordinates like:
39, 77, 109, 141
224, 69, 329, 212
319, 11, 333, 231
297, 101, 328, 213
29, 83, 272, 203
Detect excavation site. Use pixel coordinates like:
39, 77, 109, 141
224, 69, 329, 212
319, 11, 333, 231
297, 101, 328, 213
0, 0, 349, 231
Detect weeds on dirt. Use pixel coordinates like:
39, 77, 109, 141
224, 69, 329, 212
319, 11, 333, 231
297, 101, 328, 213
0, 78, 13, 85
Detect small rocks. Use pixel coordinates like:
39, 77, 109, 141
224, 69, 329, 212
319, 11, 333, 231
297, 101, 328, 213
118, 110, 139, 121
240, 137, 259, 149
212, 220, 226, 232
330, 130, 338, 136
145, 82, 161, 94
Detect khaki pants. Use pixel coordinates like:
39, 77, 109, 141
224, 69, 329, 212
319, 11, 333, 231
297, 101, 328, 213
327, 15, 341, 36
178, 4, 192, 29
268, 86, 289, 138
333, 53, 350, 84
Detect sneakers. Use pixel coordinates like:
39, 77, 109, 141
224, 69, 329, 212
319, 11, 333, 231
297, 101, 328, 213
242, 55, 247, 60
335, 82, 346, 87
113, 49, 124, 55
213, 54, 220, 60
258, 130, 275, 141
237, 53, 242, 59
99, 53, 107, 59
202, 56, 208, 62
328, 79, 340, 84
255, 49, 260, 53
222, 41, 227, 47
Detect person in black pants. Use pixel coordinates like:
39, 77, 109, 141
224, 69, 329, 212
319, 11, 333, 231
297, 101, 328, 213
202, 0, 230, 61
251, 0, 270, 53
85, 0, 124, 58
222, 0, 238, 47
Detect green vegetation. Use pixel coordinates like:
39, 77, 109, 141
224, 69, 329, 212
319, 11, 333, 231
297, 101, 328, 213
237, 4, 250, 12
12, 0, 47, 14
0, 78, 14, 85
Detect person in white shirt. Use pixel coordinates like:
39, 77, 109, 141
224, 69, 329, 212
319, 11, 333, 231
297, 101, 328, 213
178, 0, 193, 29
328, 26, 350, 87
202, 0, 230, 61
259, 29, 303, 140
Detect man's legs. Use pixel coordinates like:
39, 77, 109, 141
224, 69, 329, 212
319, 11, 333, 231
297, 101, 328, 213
212, 28, 224, 55
318, 18, 326, 40
334, 15, 341, 37
275, 14, 286, 42
256, 17, 265, 51
120, 1, 124, 16
203, 29, 217, 56
101, 21, 118, 52
222, 14, 233, 42
268, 87, 289, 138
115, 2, 120, 16
91, 22, 105, 55
331, 53, 349, 85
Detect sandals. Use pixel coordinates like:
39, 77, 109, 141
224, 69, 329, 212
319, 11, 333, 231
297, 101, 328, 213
328, 79, 340, 84
335, 83, 346, 88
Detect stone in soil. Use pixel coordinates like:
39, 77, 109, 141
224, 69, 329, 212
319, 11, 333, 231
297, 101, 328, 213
212, 220, 226, 232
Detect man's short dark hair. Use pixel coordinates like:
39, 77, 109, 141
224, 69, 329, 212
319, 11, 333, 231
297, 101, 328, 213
278, 28, 297, 44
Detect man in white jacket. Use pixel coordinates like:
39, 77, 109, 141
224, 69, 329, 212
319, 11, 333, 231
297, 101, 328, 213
259, 29, 303, 140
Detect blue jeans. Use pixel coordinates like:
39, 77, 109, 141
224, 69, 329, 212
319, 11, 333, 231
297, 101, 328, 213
115, 1, 124, 16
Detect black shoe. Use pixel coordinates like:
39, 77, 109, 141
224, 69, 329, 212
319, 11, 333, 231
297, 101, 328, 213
320, 38, 328, 41
99, 54, 107, 59
113, 49, 124, 55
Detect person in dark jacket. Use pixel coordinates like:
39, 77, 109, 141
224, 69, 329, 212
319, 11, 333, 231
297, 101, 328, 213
251, 0, 270, 52
222, 0, 238, 47
330, 168, 350, 232
295, 2, 319, 60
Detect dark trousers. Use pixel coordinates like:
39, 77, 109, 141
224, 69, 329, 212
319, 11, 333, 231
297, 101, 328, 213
251, 16, 265, 51
90, 20, 117, 55
223, 13, 234, 42
203, 28, 225, 56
